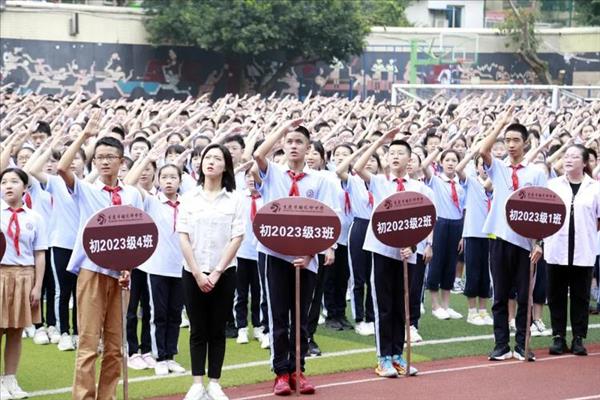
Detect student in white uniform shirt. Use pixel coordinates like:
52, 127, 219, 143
0, 168, 48, 400
479, 113, 546, 362
353, 128, 422, 378
420, 140, 466, 321
335, 145, 380, 337
57, 114, 144, 400
545, 144, 600, 356
178, 143, 244, 400
234, 169, 264, 345
253, 121, 339, 396
124, 146, 187, 376
25, 135, 87, 352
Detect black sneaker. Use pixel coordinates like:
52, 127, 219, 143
337, 316, 354, 330
513, 345, 536, 361
549, 335, 569, 355
307, 338, 321, 357
488, 345, 512, 361
325, 318, 343, 331
571, 336, 587, 356
225, 322, 238, 339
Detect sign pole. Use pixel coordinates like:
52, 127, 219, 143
121, 288, 129, 400
295, 266, 301, 396
524, 260, 537, 361
403, 259, 411, 377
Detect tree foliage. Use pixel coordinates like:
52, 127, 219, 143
499, 0, 552, 84
142, 0, 371, 94
575, 0, 600, 26
361, 0, 412, 28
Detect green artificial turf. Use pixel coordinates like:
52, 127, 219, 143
15, 294, 600, 399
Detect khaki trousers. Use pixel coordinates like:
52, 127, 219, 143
72, 269, 128, 400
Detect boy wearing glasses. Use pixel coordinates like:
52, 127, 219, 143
57, 112, 144, 400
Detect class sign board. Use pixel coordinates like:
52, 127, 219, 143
82, 205, 159, 271
505, 186, 566, 240
253, 197, 341, 256
372, 191, 436, 248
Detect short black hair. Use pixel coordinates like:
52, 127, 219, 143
34, 121, 51, 136
115, 105, 127, 113
167, 132, 184, 143
223, 134, 245, 149
131, 136, 152, 151
111, 125, 126, 139
0, 167, 29, 187
309, 140, 326, 162
289, 125, 310, 141
423, 133, 441, 146
165, 144, 185, 156
95, 137, 124, 158
197, 143, 236, 192
389, 139, 412, 155
504, 123, 528, 142
158, 163, 182, 180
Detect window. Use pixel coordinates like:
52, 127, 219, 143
446, 5, 463, 27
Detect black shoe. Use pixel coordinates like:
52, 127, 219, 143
337, 316, 354, 330
513, 345, 536, 361
488, 345, 512, 361
307, 338, 321, 357
549, 335, 569, 355
571, 336, 587, 356
225, 322, 238, 339
325, 318, 343, 331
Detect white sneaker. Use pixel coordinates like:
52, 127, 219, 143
409, 325, 423, 342
509, 319, 517, 332
128, 354, 149, 370
478, 310, 494, 325
207, 381, 229, 400
318, 313, 325, 325
73, 335, 79, 349
24, 326, 35, 338
154, 360, 169, 376
365, 321, 375, 336
531, 319, 551, 337
432, 308, 450, 320
180, 311, 190, 328
260, 333, 270, 349
0, 377, 13, 400
3, 375, 27, 399
420, 303, 425, 315
236, 327, 249, 344
467, 311, 485, 326
446, 308, 463, 319
253, 326, 264, 340
33, 327, 50, 345
167, 360, 186, 373
58, 333, 75, 351
47, 326, 61, 344
142, 352, 157, 368
354, 321, 370, 336
183, 383, 206, 400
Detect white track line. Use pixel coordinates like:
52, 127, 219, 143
233, 352, 600, 400
28, 324, 600, 398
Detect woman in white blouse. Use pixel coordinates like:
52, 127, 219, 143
545, 144, 600, 357
178, 144, 244, 400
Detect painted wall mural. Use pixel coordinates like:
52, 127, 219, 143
1, 39, 599, 100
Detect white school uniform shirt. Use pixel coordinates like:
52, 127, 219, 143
544, 175, 600, 267
482, 157, 547, 251
322, 170, 352, 246
177, 186, 244, 274
363, 173, 433, 264
416, 184, 435, 255
0, 201, 48, 265
462, 176, 491, 239
237, 189, 263, 261
344, 173, 374, 220
180, 173, 196, 194
26, 177, 53, 243
138, 192, 184, 277
44, 174, 79, 249
66, 178, 144, 279
257, 161, 341, 274
425, 173, 465, 220
235, 170, 246, 192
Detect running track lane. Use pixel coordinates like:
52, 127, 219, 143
152, 344, 600, 400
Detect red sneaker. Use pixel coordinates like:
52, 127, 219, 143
273, 374, 292, 396
289, 372, 316, 395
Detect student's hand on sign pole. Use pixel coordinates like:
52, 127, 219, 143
400, 247, 414, 261
292, 256, 313, 269
119, 271, 131, 289
324, 248, 335, 266
530, 244, 543, 265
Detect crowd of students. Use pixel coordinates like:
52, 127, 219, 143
0, 87, 599, 400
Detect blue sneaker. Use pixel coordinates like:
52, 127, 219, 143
392, 354, 418, 376
375, 356, 398, 377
